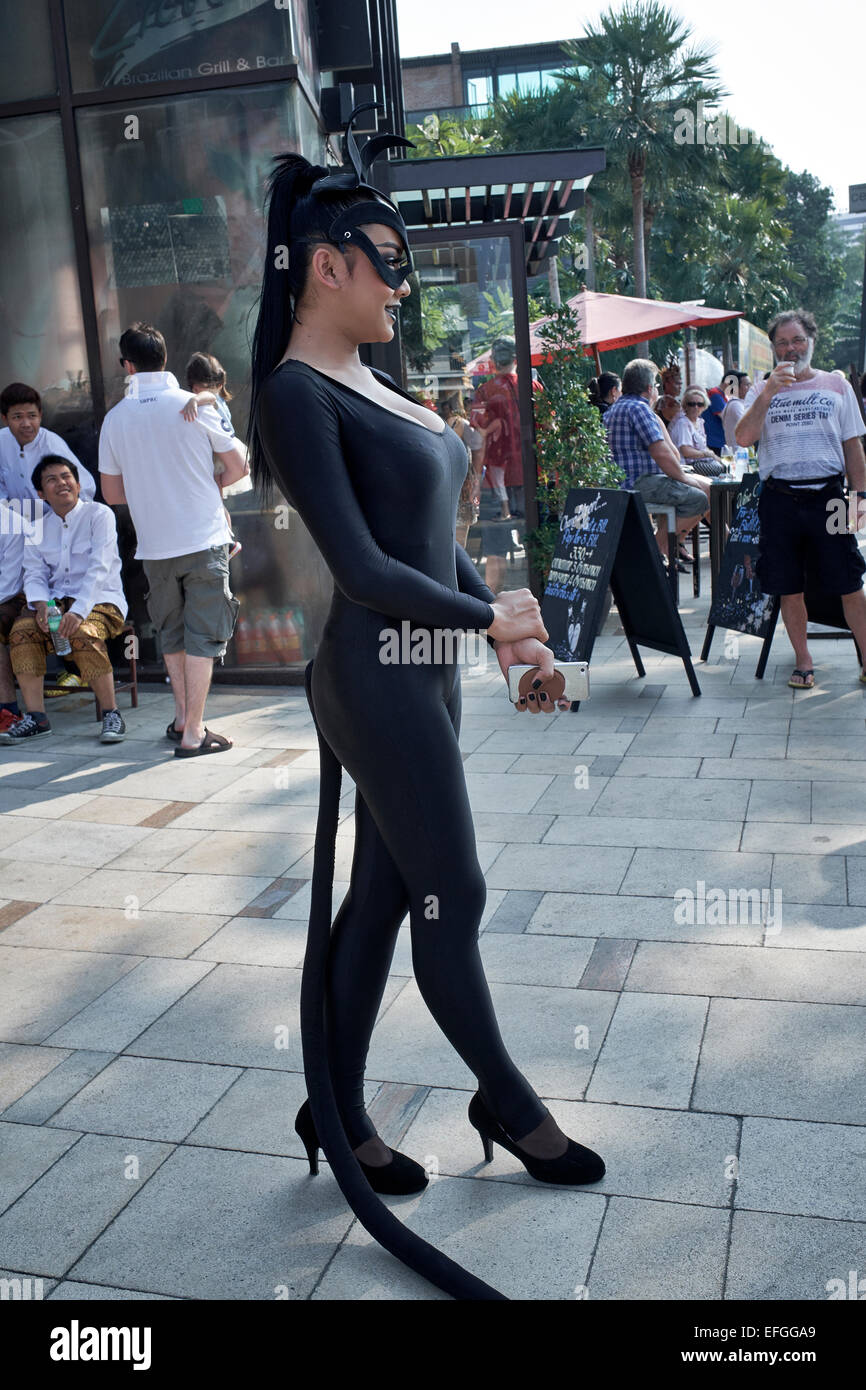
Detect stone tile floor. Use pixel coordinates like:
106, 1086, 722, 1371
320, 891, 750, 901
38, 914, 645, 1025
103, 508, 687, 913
1, 580, 865, 1301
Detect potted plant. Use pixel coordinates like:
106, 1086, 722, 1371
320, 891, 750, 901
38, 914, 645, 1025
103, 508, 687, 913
524, 301, 624, 585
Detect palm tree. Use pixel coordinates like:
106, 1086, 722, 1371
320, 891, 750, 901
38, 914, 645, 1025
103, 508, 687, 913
563, 0, 725, 351
699, 195, 802, 365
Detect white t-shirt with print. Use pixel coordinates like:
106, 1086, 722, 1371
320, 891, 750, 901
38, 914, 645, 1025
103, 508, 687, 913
98, 371, 236, 560
743, 371, 866, 487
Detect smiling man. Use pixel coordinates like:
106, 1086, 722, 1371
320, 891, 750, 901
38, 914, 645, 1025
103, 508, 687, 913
1, 456, 128, 746
0, 384, 96, 514
736, 309, 866, 688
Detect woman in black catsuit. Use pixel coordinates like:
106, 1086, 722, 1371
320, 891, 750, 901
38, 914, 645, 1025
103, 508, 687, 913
247, 124, 605, 1301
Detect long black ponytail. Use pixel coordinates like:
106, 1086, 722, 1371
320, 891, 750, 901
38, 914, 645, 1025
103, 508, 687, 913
246, 153, 380, 504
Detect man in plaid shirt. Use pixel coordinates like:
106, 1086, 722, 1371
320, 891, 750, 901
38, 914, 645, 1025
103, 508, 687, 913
604, 358, 709, 561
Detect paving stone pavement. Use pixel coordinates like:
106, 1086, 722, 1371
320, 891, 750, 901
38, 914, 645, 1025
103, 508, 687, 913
1, 578, 865, 1303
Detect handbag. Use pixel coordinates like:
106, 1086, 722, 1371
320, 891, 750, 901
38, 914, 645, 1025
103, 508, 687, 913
689, 455, 725, 478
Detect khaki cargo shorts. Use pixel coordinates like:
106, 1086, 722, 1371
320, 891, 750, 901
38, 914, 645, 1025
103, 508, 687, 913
143, 544, 239, 660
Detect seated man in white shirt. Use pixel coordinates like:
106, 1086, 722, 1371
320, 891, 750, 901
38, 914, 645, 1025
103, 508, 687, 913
2, 456, 128, 745
0, 499, 28, 738
0, 383, 97, 514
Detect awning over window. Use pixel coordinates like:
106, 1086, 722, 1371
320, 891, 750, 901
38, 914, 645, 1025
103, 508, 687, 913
382, 147, 606, 277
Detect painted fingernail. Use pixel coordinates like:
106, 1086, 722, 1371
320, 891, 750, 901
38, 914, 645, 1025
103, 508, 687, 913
532, 678, 542, 689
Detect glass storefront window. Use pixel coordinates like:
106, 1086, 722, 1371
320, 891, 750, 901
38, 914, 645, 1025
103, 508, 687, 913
76, 80, 329, 668
0, 114, 92, 436
496, 73, 517, 98
0, 0, 56, 102
64, 0, 312, 94
402, 236, 530, 597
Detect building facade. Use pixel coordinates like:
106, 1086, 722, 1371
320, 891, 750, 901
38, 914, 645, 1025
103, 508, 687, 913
402, 38, 588, 125
0, 3, 601, 679
0, 0, 403, 678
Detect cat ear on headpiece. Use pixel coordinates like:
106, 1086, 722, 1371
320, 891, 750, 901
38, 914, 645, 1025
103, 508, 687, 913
310, 101, 415, 196
360, 132, 416, 175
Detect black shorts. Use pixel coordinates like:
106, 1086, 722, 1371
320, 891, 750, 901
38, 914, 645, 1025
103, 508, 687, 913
756, 479, 866, 596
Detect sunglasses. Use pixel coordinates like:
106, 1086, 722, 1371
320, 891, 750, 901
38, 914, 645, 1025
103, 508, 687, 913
684, 399, 704, 407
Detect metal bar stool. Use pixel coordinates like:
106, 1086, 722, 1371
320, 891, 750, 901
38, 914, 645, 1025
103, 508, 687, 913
644, 503, 679, 603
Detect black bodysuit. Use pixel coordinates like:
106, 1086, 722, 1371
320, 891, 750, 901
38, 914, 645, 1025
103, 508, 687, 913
256, 358, 549, 1147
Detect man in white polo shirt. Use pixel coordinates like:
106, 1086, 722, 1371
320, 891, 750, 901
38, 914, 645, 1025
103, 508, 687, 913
736, 308, 866, 689
0, 383, 97, 515
99, 323, 249, 755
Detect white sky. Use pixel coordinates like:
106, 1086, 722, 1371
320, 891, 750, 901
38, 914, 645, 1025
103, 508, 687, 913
396, 0, 863, 213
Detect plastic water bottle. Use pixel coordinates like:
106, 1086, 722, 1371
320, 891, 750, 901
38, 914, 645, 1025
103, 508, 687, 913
46, 600, 72, 656
734, 447, 749, 480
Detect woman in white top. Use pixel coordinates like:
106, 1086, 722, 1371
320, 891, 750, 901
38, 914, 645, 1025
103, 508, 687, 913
669, 386, 717, 463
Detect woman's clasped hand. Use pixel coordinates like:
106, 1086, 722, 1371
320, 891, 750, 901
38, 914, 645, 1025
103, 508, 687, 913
487, 588, 558, 709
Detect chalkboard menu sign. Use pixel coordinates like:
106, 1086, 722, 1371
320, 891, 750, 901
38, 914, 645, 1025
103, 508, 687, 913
542, 487, 701, 695
707, 475, 776, 638
702, 473, 859, 676
544, 489, 628, 662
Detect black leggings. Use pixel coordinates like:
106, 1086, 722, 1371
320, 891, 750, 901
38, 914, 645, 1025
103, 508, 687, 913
309, 635, 549, 1150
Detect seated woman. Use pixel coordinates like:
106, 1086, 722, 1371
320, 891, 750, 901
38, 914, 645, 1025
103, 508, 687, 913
654, 393, 683, 432
669, 387, 723, 474
653, 394, 695, 566
588, 372, 621, 417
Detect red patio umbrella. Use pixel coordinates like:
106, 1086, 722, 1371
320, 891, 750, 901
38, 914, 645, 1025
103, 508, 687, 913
467, 290, 742, 374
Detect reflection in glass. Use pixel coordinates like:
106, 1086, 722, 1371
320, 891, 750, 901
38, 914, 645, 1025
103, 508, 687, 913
402, 237, 529, 596
76, 81, 331, 668
0, 0, 56, 101
0, 115, 92, 436
465, 75, 493, 106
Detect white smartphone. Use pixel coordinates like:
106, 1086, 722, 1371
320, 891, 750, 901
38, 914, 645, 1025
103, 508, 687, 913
507, 661, 590, 704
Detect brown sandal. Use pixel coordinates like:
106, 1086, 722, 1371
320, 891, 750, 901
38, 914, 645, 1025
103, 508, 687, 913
173, 727, 233, 757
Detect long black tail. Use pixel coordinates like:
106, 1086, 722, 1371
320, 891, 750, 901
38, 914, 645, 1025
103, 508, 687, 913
301, 659, 507, 1301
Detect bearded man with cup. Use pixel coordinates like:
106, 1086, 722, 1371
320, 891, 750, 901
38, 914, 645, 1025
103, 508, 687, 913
736, 310, 866, 689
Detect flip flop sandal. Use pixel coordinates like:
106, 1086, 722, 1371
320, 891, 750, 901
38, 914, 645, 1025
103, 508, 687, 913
859, 671, 866, 685
173, 727, 233, 757
788, 668, 815, 689
166, 720, 184, 743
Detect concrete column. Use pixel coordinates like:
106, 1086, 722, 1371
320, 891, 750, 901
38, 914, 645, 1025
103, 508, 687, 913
450, 42, 462, 107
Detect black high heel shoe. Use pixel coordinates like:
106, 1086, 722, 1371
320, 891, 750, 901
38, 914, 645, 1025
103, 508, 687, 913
468, 1092, 605, 1185
294, 1100, 429, 1195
